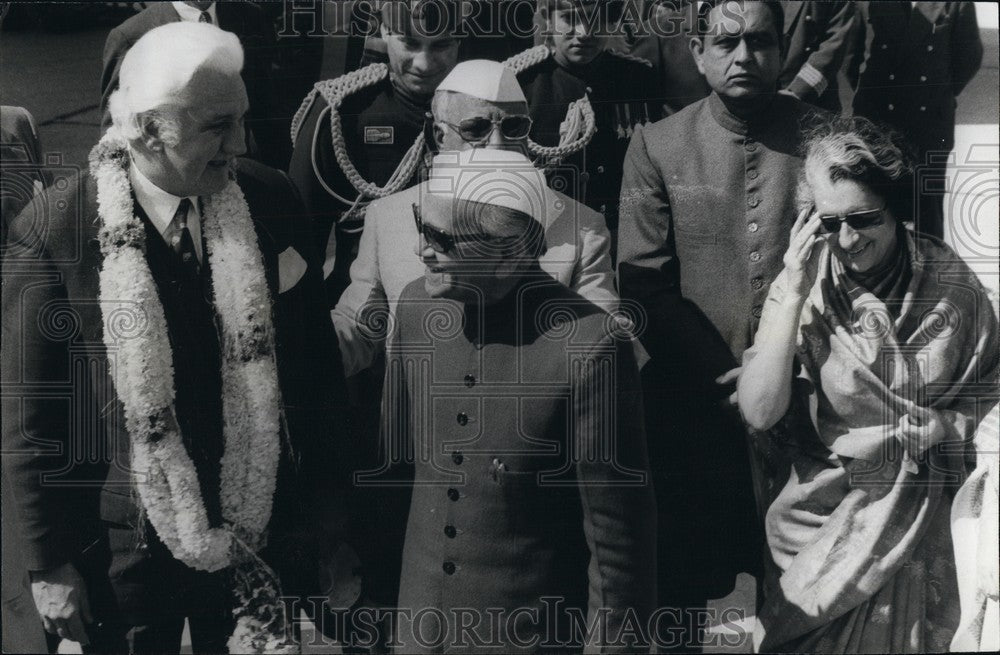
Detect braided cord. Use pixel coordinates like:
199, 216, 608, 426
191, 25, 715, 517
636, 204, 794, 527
289, 63, 427, 218
502, 46, 597, 166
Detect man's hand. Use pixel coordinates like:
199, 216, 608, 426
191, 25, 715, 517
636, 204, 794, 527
716, 366, 742, 408
30, 562, 92, 645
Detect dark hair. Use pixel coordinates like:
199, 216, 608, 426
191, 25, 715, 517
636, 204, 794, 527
798, 115, 917, 224
696, 0, 784, 44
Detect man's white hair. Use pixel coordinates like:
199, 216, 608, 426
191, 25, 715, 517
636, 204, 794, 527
108, 22, 243, 142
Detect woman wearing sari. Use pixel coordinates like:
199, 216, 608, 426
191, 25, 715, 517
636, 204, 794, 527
738, 116, 999, 653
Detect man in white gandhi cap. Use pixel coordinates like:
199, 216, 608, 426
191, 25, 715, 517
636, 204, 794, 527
328, 59, 618, 635
386, 146, 655, 652
334, 58, 616, 378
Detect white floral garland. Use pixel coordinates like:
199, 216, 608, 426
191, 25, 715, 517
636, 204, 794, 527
90, 130, 281, 573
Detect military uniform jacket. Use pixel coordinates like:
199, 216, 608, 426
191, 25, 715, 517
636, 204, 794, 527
518, 51, 665, 235
288, 76, 429, 261
1, 159, 345, 578
853, 1, 983, 155
332, 181, 618, 378
779, 1, 857, 111
389, 273, 656, 653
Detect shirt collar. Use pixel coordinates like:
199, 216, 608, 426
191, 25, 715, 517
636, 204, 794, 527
172, 2, 217, 23
129, 160, 203, 260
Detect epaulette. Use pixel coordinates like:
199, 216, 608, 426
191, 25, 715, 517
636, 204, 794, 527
606, 48, 654, 68
289, 63, 388, 145
503, 44, 552, 75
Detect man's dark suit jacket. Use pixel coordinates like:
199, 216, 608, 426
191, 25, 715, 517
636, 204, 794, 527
1, 157, 346, 596
100, 3, 284, 167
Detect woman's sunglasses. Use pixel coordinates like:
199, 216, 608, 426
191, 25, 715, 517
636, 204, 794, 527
438, 115, 533, 145
817, 206, 887, 233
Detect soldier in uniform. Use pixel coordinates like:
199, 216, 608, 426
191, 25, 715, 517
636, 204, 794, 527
288, 0, 464, 307
608, 0, 710, 115
851, 1, 983, 240
517, 0, 665, 259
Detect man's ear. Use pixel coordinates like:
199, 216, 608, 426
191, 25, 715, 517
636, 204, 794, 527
689, 36, 706, 75
137, 113, 166, 152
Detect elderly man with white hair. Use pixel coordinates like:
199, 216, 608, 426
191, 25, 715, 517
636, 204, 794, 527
386, 148, 655, 651
1, 22, 345, 653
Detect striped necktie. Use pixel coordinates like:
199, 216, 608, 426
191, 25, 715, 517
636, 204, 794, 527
199, 10, 212, 24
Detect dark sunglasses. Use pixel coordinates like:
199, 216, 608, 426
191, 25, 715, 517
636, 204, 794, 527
438, 115, 533, 144
817, 206, 887, 233
413, 203, 520, 255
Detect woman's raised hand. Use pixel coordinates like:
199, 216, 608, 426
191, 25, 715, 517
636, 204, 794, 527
784, 206, 823, 297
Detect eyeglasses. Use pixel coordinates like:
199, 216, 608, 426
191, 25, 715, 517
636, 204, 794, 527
438, 114, 533, 144
817, 206, 887, 233
412, 203, 519, 254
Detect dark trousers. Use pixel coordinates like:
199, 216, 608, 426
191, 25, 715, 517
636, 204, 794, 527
78, 522, 233, 655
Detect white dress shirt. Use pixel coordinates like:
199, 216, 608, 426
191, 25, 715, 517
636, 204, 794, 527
172, 2, 218, 24
129, 162, 203, 263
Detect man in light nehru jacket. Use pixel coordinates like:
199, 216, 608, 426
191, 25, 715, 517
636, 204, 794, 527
334, 59, 617, 378
388, 148, 655, 652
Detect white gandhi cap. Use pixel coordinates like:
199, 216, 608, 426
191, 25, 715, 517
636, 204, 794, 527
435, 60, 526, 104
427, 149, 553, 225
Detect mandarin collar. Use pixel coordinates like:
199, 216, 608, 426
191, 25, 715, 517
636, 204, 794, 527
707, 91, 780, 136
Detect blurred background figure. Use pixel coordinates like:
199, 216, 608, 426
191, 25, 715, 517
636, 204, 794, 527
2, 104, 54, 655
778, 1, 856, 112
609, 0, 709, 114
851, 1, 983, 240
100, 1, 284, 167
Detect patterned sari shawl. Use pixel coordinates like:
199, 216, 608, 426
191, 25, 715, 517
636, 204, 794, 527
747, 230, 999, 652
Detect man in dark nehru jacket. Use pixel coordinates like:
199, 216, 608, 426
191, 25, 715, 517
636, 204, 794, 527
517, 0, 664, 256
289, 0, 464, 308
618, 1, 823, 649
852, 1, 983, 239
389, 148, 655, 652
